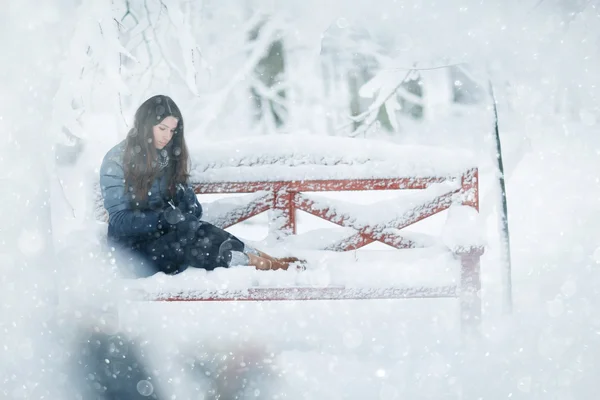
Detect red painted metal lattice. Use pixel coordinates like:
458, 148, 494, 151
148, 168, 484, 334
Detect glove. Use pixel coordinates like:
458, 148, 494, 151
151, 197, 184, 226
175, 185, 203, 219
158, 204, 200, 243
163, 205, 185, 225
157, 203, 184, 232
172, 213, 200, 243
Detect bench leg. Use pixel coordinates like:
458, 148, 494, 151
458, 249, 482, 338
269, 189, 296, 239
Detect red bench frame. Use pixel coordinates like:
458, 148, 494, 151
149, 168, 484, 334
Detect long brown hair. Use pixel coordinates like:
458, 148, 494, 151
123, 95, 190, 205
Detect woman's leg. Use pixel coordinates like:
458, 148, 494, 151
139, 220, 305, 272
183, 222, 245, 270
140, 231, 187, 275
182, 222, 302, 270
220, 240, 305, 271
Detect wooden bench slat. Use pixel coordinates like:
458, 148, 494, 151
194, 177, 452, 194
141, 285, 459, 302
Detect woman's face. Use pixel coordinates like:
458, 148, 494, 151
152, 116, 178, 149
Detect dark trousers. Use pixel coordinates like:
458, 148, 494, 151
111, 222, 246, 278
142, 221, 245, 274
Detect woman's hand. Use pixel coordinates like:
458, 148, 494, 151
162, 204, 185, 225
158, 204, 200, 243
174, 185, 203, 219
158, 202, 184, 228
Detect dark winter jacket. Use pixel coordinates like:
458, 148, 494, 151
99, 140, 202, 246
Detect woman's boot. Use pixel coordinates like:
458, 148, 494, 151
278, 256, 307, 271
256, 251, 306, 270
248, 252, 297, 270
247, 253, 274, 270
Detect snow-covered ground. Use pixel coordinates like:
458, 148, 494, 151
3, 1, 600, 398
45, 113, 600, 398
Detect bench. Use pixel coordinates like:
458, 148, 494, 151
97, 136, 485, 334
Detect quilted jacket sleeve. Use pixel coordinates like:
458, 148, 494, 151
99, 156, 161, 239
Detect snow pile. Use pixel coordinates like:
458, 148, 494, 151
91, 135, 478, 299
298, 181, 460, 230
201, 190, 271, 227
442, 205, 486, 252
119, 246, 460, 299
189, 135, 476, 183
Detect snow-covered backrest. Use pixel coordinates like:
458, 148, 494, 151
187, 135, 475, 184
94, 135, 478, 247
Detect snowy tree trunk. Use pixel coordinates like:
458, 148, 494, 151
320, 55, 337, 134
488, 79, 513, 315
421, 69, 453, 121
246, 8, 287, 134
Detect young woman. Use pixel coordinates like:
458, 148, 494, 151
99, 95, 302, 277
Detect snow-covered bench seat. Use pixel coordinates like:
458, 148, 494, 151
97, 135, 484, 333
